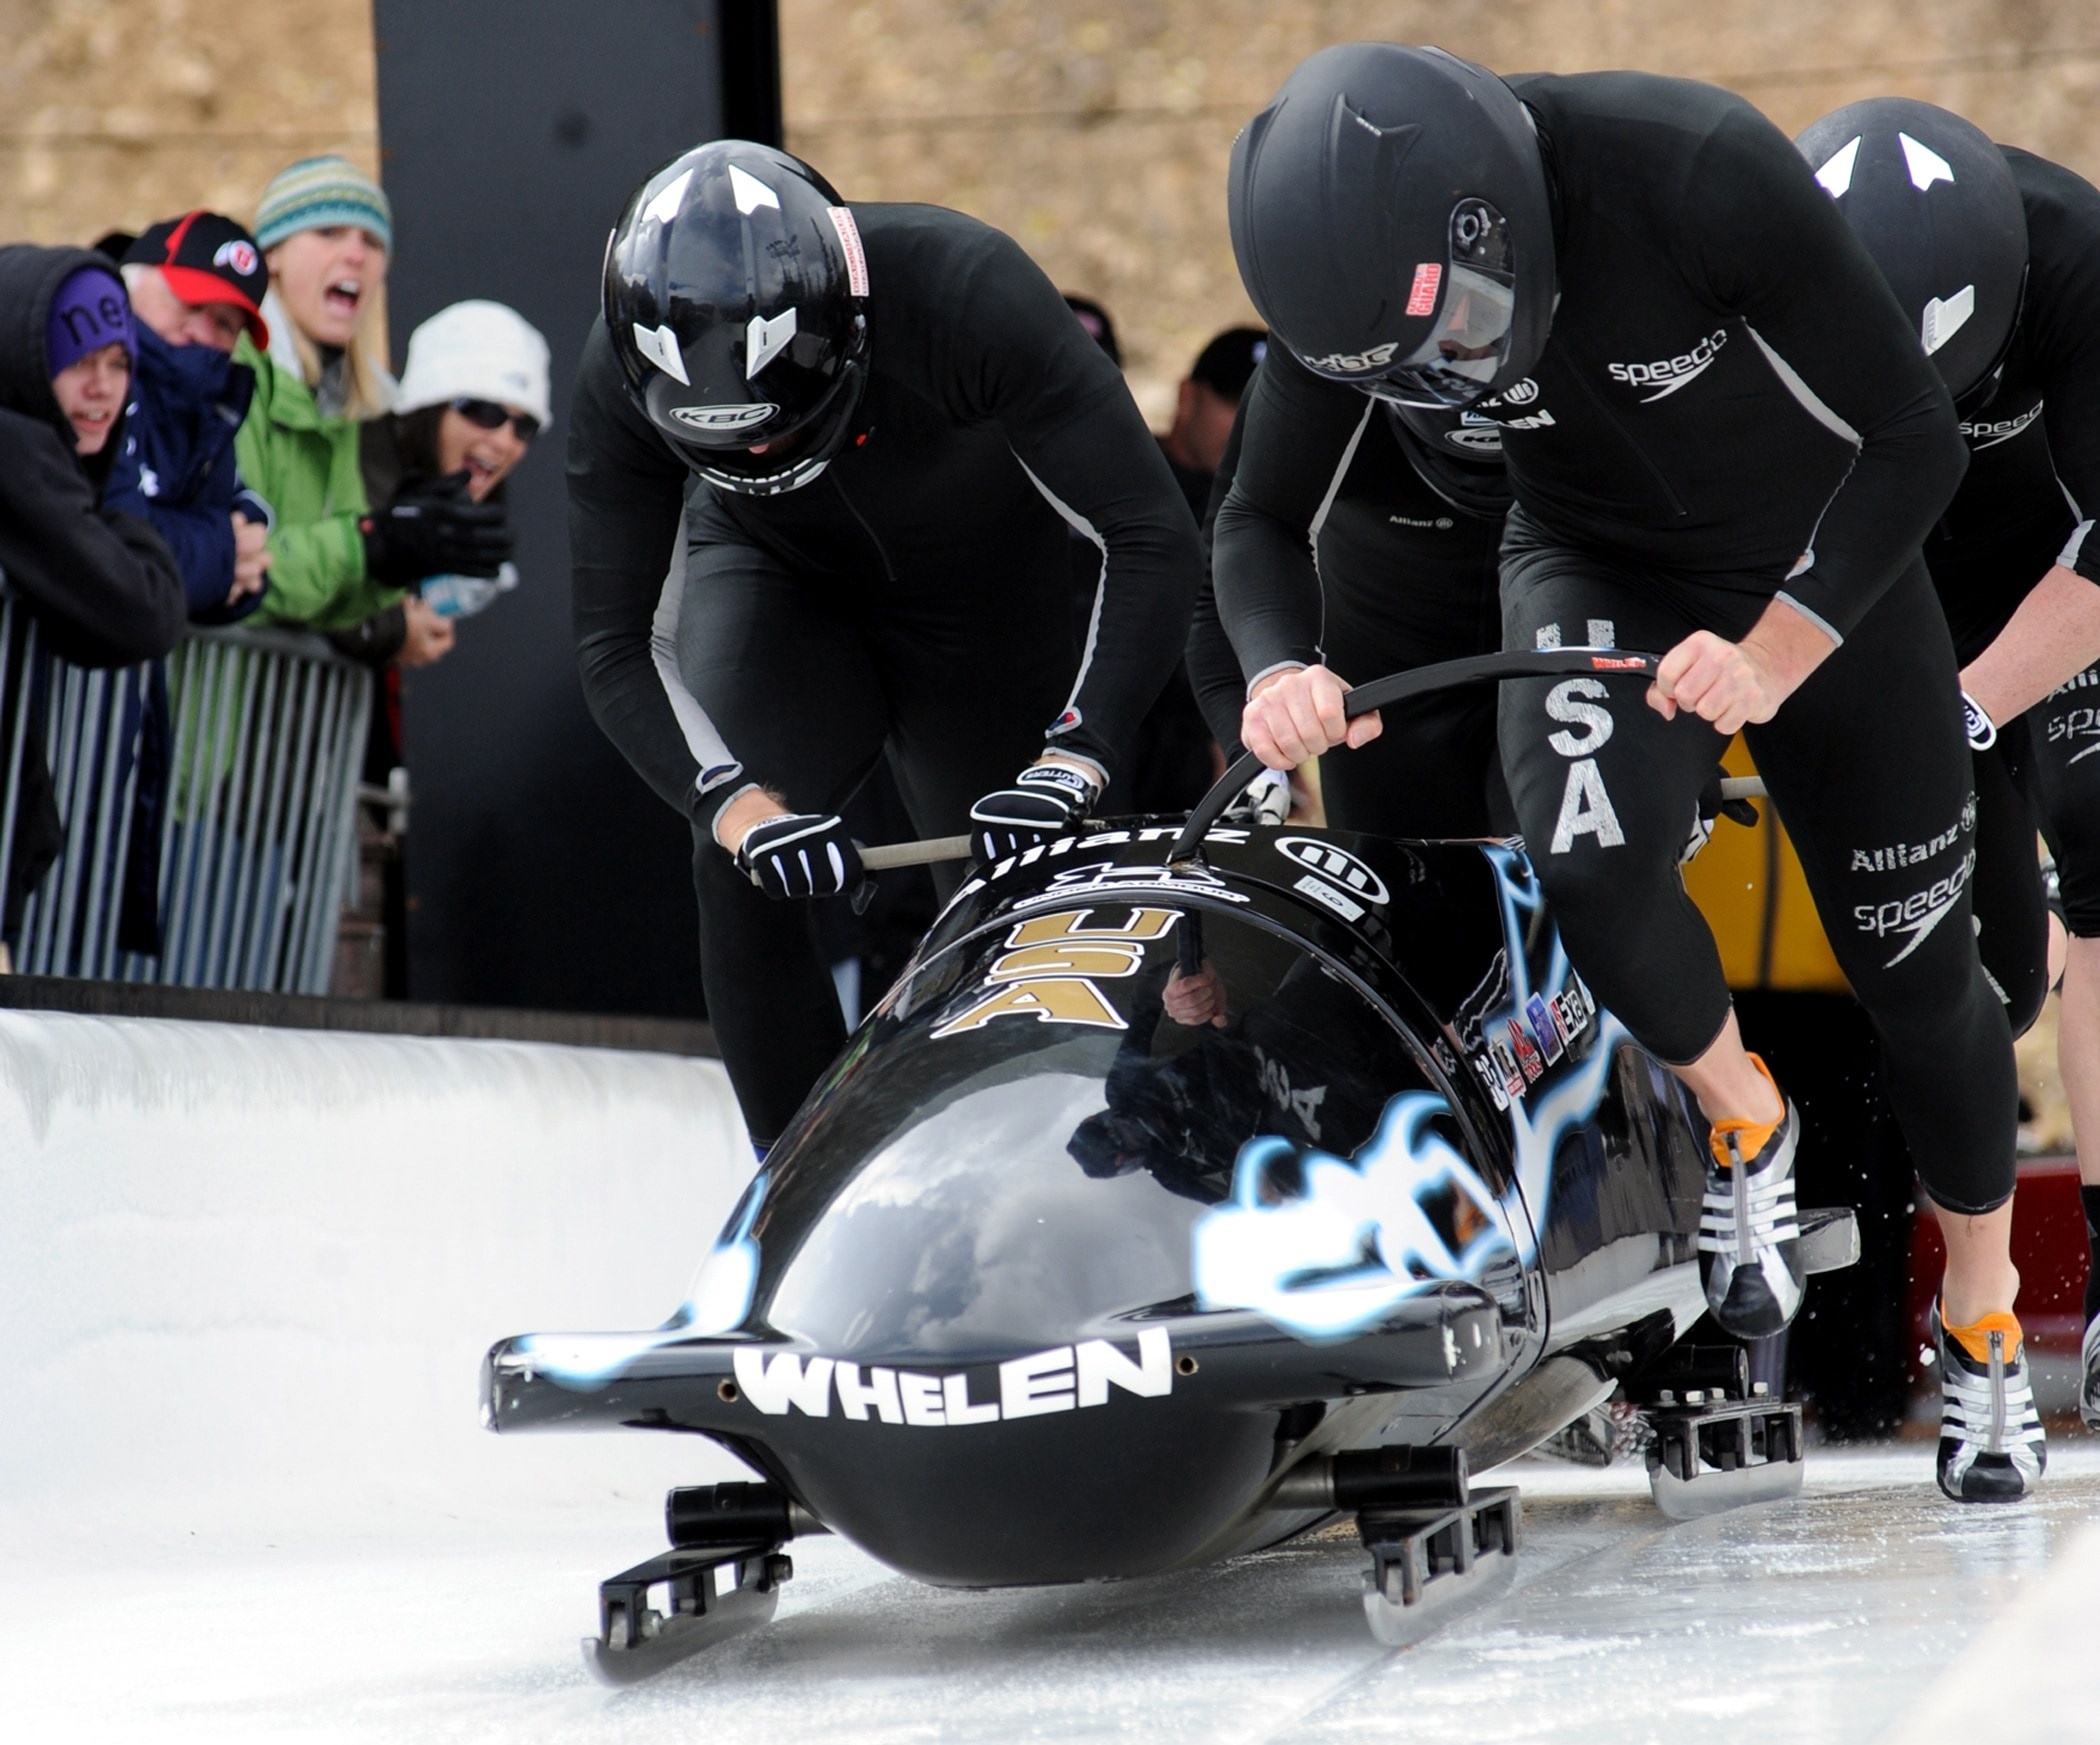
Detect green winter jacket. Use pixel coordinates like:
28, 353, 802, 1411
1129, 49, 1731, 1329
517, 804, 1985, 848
232, 334, 403, 631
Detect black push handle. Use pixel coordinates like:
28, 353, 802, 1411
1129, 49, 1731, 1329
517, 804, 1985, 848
1165, 646, 1664, 863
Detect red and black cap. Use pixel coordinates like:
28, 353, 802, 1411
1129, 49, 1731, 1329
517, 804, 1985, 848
123, 211, 270, 348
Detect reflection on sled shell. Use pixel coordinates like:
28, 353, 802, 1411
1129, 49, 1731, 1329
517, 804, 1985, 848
485, 824, 1710, 1588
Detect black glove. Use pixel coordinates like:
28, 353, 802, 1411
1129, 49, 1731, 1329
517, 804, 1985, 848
734, 811, 864, 900
970, 762, 1097, 860
360, 470, 512, 588
1682, 766, 1760, 865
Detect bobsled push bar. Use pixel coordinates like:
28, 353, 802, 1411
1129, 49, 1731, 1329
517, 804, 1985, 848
858, 648, 1687, 871
582, 1482, 822, 1686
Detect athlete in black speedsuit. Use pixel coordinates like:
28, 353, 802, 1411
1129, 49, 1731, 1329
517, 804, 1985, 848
569, 142, 1199, 1149
1798, 98, 2100, 1454
1221, 44, 2035, 1500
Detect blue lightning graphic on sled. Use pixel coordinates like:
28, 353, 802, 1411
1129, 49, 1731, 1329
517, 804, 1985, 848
516, 1172, 768, 1391
1191, 845, 1628, 1342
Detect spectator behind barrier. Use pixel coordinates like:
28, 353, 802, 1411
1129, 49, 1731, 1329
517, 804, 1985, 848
236, 157, 508, 635
0, 246, 187, 945
105, 211, 275, 625
0, 248, 185, 664
340, 299, 550, 669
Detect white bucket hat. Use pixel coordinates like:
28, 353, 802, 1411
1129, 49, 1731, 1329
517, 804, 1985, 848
394, 299, 552, 430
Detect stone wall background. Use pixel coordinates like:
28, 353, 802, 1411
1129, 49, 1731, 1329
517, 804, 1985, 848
7, 1, 2100, 419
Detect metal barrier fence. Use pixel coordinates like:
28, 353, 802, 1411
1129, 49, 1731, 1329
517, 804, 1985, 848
0, 595, 372, 993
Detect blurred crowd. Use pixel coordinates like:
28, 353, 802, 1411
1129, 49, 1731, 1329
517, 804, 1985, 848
0, 156, 550, 970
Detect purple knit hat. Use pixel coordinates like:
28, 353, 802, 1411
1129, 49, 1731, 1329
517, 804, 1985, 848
46, 266, 135, 377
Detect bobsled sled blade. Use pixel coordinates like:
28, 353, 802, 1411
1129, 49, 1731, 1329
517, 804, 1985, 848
1797, 1206, 1860, 1276
1358, 1486, 1520, 1649
581, 1547, 783, 1686
1645, 1397, 1805, 1521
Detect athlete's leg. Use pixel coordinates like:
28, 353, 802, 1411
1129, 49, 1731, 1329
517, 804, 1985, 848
1746, 560, 2040, 1496
677, 552, 891, 1147
1497, 540, 1739, 1071
1499, 533, 1799, 1335
1746, 561, 2020, 1230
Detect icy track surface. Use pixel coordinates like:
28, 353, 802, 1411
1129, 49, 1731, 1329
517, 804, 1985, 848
4, 1009, 2099, 1741
7, 1450, 2100, 1742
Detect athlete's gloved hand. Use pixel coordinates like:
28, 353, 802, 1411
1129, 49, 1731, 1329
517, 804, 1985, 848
1961, 690, 1998, 751
1681, 766, 1760, 865
734, 810, 864, 900
1220, 766, 1292, 827
970, 761, 1098, 860
360, 470, 512, 589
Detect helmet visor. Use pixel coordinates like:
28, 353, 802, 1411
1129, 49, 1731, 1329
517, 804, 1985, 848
1327, 199, 1520, 409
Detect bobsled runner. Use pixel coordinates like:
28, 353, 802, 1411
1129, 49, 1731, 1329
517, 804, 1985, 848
482, 650, 1858, 1682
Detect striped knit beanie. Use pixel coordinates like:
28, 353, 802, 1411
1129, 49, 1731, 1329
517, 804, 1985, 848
254, 156, 393, 254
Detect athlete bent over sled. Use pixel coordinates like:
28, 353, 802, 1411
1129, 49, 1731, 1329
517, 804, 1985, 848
569, 142, 1199, 1151
1799, 98, 2100, 1455
1226, 44, 2038, 1499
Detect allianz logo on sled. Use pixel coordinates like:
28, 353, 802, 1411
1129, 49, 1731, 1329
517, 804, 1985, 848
731, 1328, 1174, 1426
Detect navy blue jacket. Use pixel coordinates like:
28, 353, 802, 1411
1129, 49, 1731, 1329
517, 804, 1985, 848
104, 325, 269, 625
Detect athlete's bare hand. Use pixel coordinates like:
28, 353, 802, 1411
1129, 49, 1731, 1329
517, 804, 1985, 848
1241, 664, 1381, 770
1648, 596, 1837, 736
1165, 961, 1228, 1028
1647, 633, 1780, 735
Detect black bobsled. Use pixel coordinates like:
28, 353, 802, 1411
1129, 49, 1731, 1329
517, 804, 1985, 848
483, 650, 1857, 1680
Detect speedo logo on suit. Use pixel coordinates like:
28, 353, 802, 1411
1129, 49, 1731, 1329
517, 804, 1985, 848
1607, 330, 1728, 402
1854, 849, 1977, 966
729, 1329, 1173, 1426
1851, 794, 1978, 965
2046, 702, 2100, 765
1959, 402, 2042, 449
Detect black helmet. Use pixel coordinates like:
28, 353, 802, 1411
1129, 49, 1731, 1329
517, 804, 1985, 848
604, 141, 870, 494
1795, 99, 2027, 410
1228, 43, 1555, 410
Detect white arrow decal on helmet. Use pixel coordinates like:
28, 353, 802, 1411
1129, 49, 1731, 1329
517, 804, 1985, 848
747, 307, 797, 379
729, 164, 780, 215
1900, 132, 1955, 191
1921, 285, 1976, 356
642, 168, 693, 227
1814, 136, 1861, 198
632, 322, 689, 385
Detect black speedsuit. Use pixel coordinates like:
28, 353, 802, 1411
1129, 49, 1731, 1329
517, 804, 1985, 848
569, 204, 1201, 1145
1919, 148, 2100, 1040
1216, 73, 2012, 1214
1194, 348, 1510, 837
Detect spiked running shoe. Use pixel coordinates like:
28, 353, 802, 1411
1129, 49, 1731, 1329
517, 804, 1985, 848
2081, 1313, 2100, 1432
1697, 1055, 1804, 1339
1935, 1303, 2045, 1500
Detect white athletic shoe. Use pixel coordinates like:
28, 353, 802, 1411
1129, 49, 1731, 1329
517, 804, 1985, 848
1935, 1302, 2046, 1502
1697, 1056, 1804, 1339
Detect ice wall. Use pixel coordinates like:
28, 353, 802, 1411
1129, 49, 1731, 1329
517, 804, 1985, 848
0, 1011, 755, 1538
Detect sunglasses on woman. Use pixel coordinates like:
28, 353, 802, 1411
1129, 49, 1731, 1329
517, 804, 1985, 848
451, 398, 542, 442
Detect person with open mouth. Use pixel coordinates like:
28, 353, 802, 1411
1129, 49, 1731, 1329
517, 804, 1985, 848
234, 156, 508, 642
